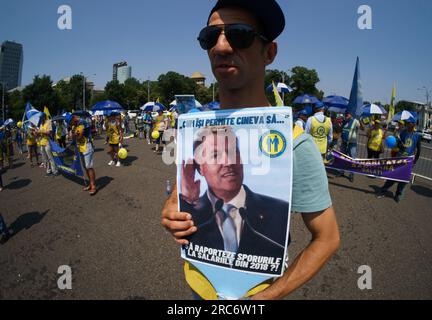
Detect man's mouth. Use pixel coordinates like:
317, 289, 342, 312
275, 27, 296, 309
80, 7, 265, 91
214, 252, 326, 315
215, 63, 237, 72
222, 171, 237, 178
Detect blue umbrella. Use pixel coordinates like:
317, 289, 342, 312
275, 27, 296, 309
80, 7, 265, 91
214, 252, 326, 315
91, 100, 124, 112
392, 110, 417, 123
293, 94, 320, 105
362, 103, 387, 115
141, 102, 166, 112
266, 82, 293, 93
323, 95, 349, 108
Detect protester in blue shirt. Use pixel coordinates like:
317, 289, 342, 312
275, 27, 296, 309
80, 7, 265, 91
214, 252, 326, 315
161, 0, 340, 300
376, 121, 421, 202
336, 112, 362, 182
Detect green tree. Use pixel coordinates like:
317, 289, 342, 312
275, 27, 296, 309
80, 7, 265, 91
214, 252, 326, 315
89, 91, 107, 108
194, 84, 213, 106
288, 66, 321, 104
8, 90, 25, 120
157, 71, 196, 105
22, 75, 60, 114
395, 100, 417, 113
123, 78, 142, 109
105, 80, 126, 106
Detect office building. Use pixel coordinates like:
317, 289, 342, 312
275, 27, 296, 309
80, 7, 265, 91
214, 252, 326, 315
0, 41, 23, 90
113, 61, 127, 81
117, 65, 132, 84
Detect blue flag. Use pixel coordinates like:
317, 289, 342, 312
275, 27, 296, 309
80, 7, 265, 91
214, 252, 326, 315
347, 57, 363, 117
50, 139, 84, 177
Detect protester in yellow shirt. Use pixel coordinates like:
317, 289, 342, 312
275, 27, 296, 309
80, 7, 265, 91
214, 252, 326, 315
37, 113, 58, 176
105, 112, 123, 167
26, 125, 39, 167
67, 114, 97, 195
367, 120, 384, 159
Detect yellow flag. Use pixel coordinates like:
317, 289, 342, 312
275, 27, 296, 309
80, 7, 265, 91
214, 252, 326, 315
387, 83, 396, 123
44, 106, 51, 119
272, 81, 284, 106
156, 97, 160, 103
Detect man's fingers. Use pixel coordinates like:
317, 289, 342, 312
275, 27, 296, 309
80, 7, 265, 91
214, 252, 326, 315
162, 218, 195, 232
172, 226, 197, 239
174, 238, 189, 245
162, 210, 191, 222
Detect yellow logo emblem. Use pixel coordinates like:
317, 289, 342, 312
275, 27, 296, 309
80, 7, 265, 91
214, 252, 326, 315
259, 130, 287, 158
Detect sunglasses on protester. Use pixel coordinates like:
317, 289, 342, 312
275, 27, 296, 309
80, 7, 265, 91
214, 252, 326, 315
197, 23, 269, 50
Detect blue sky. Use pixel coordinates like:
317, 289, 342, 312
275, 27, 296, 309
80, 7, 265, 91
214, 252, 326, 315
1, 0, 431, 104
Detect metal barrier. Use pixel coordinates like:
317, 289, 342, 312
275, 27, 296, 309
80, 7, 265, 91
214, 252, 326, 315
336, 130, 432, 184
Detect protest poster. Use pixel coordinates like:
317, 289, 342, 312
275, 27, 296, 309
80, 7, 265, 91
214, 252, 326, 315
325, 150, 414, 182
175, 95, 196, 114
177, 107, 293, 278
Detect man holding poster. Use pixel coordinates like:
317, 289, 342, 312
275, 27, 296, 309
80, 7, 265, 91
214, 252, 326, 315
162, 0, 340, 300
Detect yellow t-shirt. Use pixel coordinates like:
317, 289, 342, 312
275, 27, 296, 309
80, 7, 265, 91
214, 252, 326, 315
107, 120, 120, 145
26, 131, 36, 146
75, 124, 88, 153
39, 121, 52, 146
368, 128, 383, 151
154, 115, 165, 131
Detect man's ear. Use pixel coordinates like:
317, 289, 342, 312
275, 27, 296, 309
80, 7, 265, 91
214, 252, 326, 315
263, 41, 278, 66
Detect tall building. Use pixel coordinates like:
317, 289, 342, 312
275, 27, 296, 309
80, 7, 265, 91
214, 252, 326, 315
113, 61, 127, 81
117, 65, 132, 84
0, 41, 23, 90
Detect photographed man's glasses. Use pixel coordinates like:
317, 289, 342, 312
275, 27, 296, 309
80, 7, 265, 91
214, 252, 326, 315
197, 23, 269, 50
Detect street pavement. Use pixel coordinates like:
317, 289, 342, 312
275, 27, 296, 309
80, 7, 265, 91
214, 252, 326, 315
0, 134, 431, 300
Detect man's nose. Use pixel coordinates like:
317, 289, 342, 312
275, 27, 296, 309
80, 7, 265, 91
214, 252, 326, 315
212, 31, 234, 55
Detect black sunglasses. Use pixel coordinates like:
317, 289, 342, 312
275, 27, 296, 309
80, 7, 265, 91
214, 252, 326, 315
197, 23, 269, 50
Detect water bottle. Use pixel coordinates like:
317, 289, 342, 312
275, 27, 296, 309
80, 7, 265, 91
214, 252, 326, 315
166, 180, 172, 197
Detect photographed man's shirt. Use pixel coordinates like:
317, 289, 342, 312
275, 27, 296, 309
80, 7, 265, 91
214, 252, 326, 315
207, 186, 246, 247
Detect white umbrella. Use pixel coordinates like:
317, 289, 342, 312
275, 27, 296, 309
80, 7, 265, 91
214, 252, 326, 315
362, 103, 387, 115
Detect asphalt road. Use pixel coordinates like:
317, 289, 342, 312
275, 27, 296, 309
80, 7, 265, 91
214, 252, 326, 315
1, 134, 431, 300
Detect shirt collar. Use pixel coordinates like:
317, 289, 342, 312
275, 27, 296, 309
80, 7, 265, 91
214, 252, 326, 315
207, 185, 246, 212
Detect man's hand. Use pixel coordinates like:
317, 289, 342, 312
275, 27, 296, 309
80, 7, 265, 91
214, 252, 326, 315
180, 160, 200, 204
161, 183, 197, 245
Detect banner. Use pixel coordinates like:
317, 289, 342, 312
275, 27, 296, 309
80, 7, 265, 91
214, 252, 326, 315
50, 139, 84, 177
325, 150, 414, 183
177, 107, 293, 277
